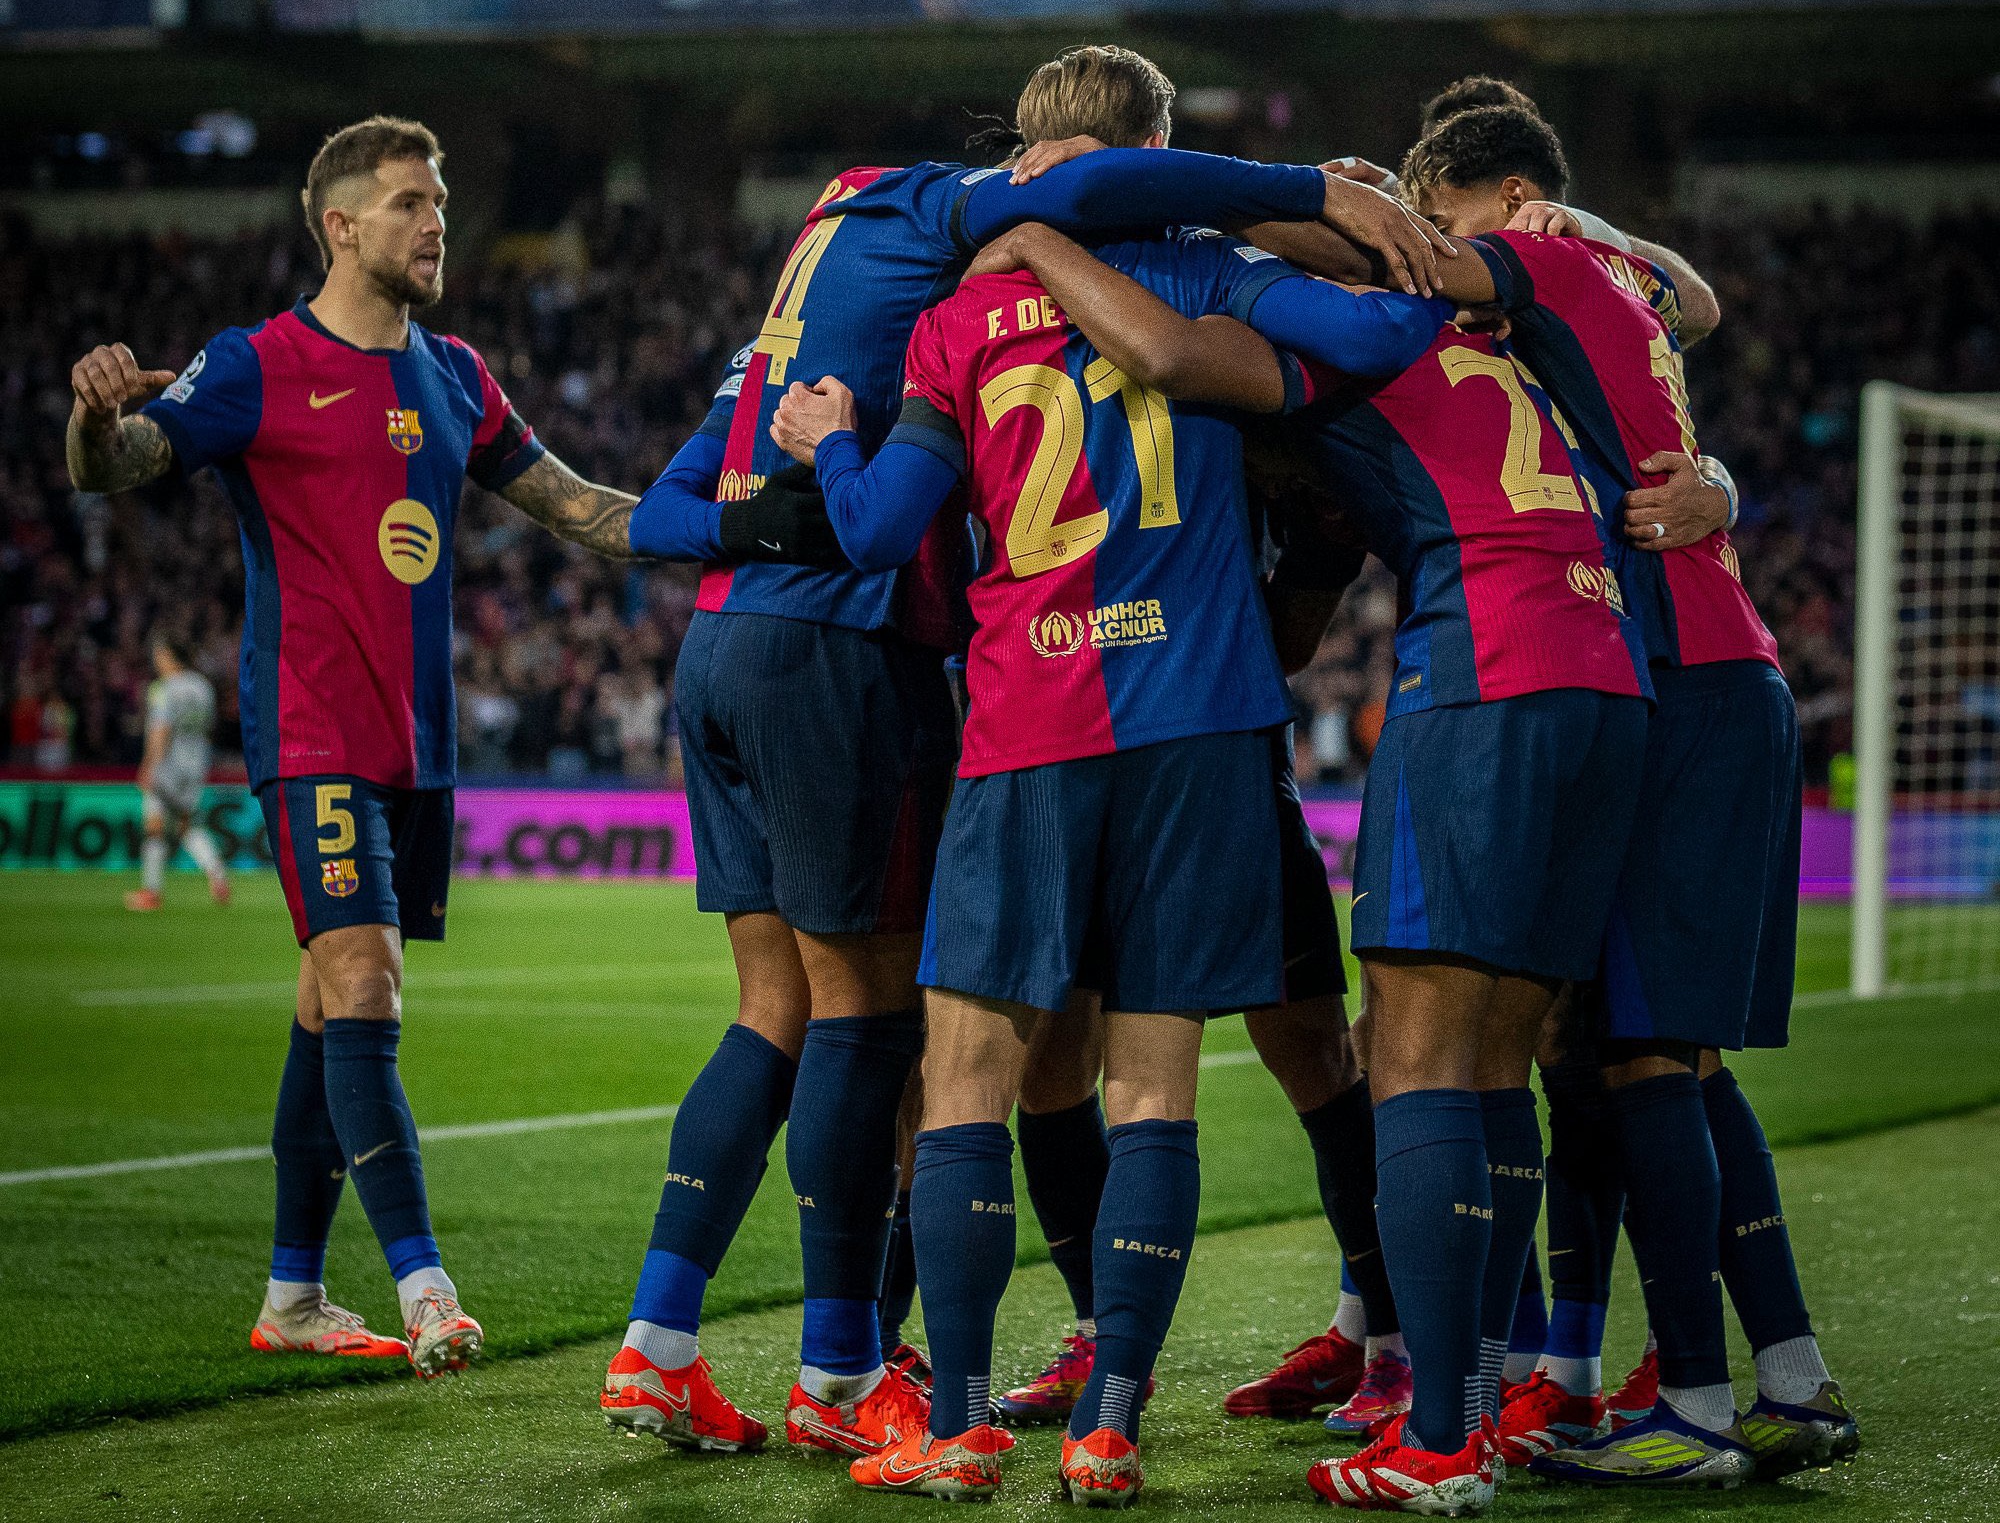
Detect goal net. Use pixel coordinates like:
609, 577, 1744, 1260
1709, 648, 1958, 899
1852, 382, 2000, 996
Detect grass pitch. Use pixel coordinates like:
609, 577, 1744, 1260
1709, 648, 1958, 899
2, 870, 1998, 1520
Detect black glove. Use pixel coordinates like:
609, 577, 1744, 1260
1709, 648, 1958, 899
717, 462, 852, 569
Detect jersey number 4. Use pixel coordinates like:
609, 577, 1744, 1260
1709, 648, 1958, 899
978, 358, 1181, 579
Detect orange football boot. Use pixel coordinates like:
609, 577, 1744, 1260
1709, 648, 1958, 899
1061, 1427, 1144, 1508
601, 1347, 767, 1452
250, 1293, 407, 1359
786, 1365, 930, 1457
849, 1423, 1006, 1500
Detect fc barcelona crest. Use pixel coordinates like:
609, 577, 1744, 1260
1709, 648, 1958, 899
321, 858, 360, 898
386, 408, 424, 455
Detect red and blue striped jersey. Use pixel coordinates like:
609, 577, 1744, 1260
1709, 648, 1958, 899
896, 234, 1299, 776
141, 300, 542, 791
1298, 323, 1651, 716
1471, 231, 1780, 671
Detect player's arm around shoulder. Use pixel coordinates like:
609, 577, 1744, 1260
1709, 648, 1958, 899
66, 343, 177, 493
497, 452, 641, 562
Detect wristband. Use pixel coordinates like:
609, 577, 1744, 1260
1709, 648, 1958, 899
1332, 157, 1399, 198
1568, 205, 1634, 252
1698, 454, 1740, 532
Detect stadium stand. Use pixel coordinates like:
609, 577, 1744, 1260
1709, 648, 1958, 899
4, 198, 1996, 787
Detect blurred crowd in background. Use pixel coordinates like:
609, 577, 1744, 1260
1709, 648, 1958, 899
4, 198, 1996, 790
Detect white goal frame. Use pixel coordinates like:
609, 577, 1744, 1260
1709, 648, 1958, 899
1851, 381, 2000, 996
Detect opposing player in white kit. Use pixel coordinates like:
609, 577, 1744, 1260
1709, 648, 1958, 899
124, 633, 230, 913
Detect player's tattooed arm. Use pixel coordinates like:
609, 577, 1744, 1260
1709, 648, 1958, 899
499, 452, 641, 561
67, 343, 178, 493
971, 224, 1289, 412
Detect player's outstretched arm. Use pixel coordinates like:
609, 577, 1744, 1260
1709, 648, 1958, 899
773, 378, 957, 573
499, 452, 640, 560
1234, 220, 1502, 309
962, 147, 1453, 296
973, 224, 1290, 412
67, 343, 177, 493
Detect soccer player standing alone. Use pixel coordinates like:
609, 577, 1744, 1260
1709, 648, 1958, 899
65, 117, 644, 1376
123, 632, 231, 913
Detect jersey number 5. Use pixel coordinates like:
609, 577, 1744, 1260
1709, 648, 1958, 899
315, 783, 356, 856
979, 358, 1181, 579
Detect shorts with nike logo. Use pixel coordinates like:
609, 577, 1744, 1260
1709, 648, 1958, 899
258, 775, 452, 946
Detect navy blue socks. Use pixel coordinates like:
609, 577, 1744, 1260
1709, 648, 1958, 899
1506, 1249, 1549, 1385
1374, 1089, 1489, 1454
1476, 1087, 1544, 1418
1703, 1066, 1814, 1352
1607, 1073, 1730, 1394
1069, 1120, 1201, 1444
878, 1187, 916, 1356
1018, 1094, 1110, 1329
319, 1017, 437, 1281
629, 1021, 798, 1357
1541, 1054, 1621, 1393
270, 1018, 346, 1286
1300, 1078, 1399, 1336
788, 1010, 924, 1376
912, 1122, 1017, 1437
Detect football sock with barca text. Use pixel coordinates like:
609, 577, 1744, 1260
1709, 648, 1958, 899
1477, 1087, 1545, 1419
1703, 1066, 1830, 1402
787, 1010, 923, 1401
1068, 1119, 1201, 1444
626, 1021, 797, 1372
1373, 1089, 1490, 1454
912, 1122, 1017, 1436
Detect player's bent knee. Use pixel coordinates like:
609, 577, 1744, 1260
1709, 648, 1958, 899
306, 924, 402, 1022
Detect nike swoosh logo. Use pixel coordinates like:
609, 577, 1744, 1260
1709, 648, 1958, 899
1547, 1247, 1575, 1256
309, 388, 356, 410
352, 1140, 394, 1167
759, 539, 783, 552
1350, 891, 1370, 906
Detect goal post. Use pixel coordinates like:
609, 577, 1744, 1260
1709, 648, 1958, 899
1851, 381, 2000, 996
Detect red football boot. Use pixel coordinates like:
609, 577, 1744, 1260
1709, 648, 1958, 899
1224, 1325, 1367, 1418
786, 1365, 931, 1457
601, 1348, 767, 1453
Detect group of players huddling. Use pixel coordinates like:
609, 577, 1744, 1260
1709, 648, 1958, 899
65, 44, 1858, 1515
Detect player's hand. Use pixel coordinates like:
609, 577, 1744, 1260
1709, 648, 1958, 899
1508, 201, 1583, 238
71, 343, 177, 425
717, 463, 851, 570
967, 222, 1059, 279
1316, 173, 1455, 298
1322, 156, 1396, 189
1010, 135, 1107, 184
1622, 451, 1729, 551
770, 377, 859, 466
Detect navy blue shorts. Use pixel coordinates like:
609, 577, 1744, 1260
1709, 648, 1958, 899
1592, 661, 1801, 1051
259, 776, 452, 947
1272, 727, 1347, 1005
1351, 690, 1648, 982
676, 610, 957, 937
921, 729, 1284, 1015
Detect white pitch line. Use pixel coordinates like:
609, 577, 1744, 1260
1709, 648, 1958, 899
0, 1104, 678, 1189
1791, 975, 2000, 1009
1199, 1049, 1261, 1069
70, 962, 736, 1008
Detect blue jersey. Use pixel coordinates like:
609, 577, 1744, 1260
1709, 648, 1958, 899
643, 151, 1329, 633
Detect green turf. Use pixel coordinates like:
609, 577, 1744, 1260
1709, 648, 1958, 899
3, 870, 1999, 1517
1, 1107, 1996, 1522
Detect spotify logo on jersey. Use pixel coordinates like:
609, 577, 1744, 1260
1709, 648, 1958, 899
379, 499, 441, 585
